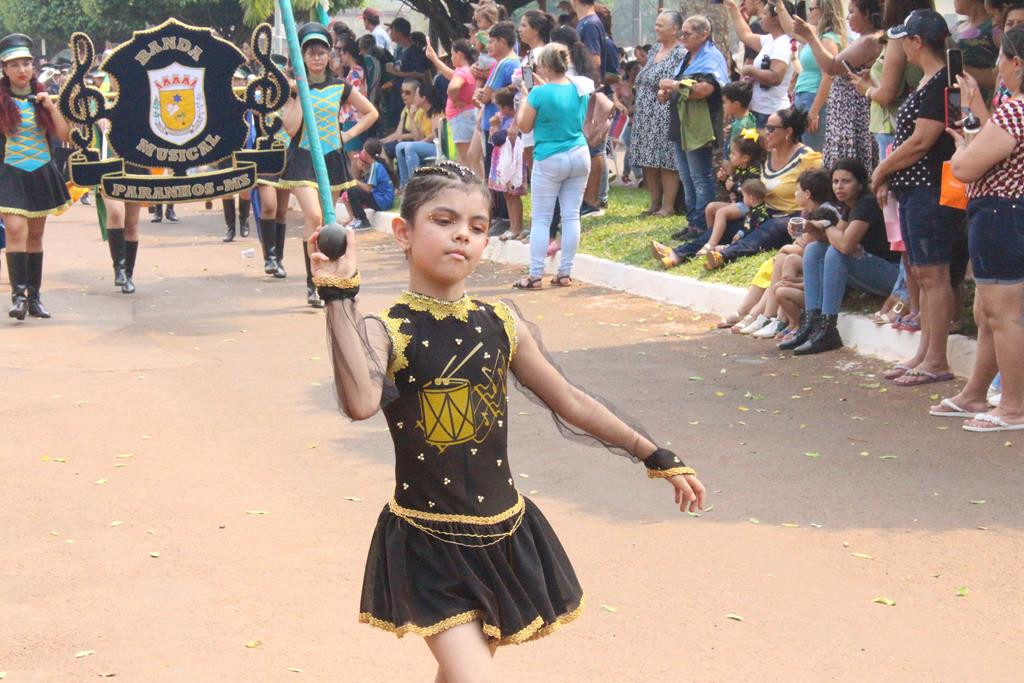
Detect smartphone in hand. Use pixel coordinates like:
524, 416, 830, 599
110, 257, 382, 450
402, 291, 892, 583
522, 65, 534, 90
945, 87, 963, 129
946, 48, 964, 88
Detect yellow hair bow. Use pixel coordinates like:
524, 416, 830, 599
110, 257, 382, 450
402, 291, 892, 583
740, 128, 759, 142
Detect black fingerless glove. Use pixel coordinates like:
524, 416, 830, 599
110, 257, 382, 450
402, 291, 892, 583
643, 447, 696, 479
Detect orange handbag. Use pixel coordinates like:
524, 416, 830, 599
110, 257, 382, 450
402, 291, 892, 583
939, 161, 968, 210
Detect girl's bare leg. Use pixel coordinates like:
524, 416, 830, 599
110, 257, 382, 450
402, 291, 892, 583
426, 621, 497, 683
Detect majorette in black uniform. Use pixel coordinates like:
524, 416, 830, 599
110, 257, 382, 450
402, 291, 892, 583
280, 23, 356, 308
256, 91, 292, 280
0, 33, 71, 320
352, 292, 586, 644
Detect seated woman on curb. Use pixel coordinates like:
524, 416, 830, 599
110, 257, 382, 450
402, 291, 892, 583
778, 158, 898, 354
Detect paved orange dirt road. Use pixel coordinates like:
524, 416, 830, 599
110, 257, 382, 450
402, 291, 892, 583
2, 204, 1022, 682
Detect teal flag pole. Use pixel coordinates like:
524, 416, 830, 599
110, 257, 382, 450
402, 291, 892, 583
277, 0, 336, 226
315, 0, 332, 26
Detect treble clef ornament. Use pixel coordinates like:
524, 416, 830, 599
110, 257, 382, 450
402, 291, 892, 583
243, 23, 289, 148
58, 32, 110, 158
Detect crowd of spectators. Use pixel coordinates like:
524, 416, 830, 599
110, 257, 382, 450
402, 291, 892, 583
313, 0, 1020, 430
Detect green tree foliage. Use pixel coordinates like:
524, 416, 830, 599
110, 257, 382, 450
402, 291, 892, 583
239, 0, 359, 28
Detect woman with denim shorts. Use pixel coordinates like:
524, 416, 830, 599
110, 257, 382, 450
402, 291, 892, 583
931, 26, 1024, 431
871, 10, 963, 387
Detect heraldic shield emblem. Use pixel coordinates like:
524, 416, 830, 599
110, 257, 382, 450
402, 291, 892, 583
149, 64, 207, 144
58, 18, 288, 203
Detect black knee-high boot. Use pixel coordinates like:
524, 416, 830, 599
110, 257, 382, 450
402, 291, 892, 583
6, 251, 28, 320
238, 198, 251, 237
107, 228, 127, 287
122, 241, 138, 294
258, 218, 277, 274
222, 199, 237, 242
26, 252, 50, 318
303, 241, 323, 308
274, 222, 287, 279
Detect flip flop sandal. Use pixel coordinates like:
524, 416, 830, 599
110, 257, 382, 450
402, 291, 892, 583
650, 240, 672, 260
550, 274, 573, 287
704, 250, 724, 270
513, 276, 543, 290
892, 369, 955, 387
883, 364, 914, 380
929, 398, 980, 418
962, 412, 1024, 432
499, 230, 519, 241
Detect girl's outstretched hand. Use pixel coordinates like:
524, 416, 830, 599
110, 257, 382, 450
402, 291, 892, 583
669, 473, 706, 513
308, 226, 358, 279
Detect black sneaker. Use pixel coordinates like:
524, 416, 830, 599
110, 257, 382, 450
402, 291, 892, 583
579, 202, 604, 219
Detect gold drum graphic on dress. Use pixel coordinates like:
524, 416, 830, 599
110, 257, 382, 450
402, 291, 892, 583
417, 342, 506, 453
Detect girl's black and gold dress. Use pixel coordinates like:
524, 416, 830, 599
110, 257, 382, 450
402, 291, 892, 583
349, 291, 584, 645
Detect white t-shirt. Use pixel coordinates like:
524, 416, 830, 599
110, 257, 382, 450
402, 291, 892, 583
750, 34, 794, 115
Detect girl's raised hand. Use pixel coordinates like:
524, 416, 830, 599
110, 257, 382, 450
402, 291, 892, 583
668, 474, 706, 513
308, 226, 358, 279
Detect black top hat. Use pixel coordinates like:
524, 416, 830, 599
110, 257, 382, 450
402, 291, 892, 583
0, 33, 34, 63
298, 22, 331, 49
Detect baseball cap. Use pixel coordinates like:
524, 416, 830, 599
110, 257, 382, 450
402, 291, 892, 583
887, 9, 950, 41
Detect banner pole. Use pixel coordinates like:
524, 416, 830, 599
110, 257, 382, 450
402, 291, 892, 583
277, 0, 336, 226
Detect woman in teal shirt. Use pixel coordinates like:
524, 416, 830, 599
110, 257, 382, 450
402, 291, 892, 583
513, 42, 591, 289
785, 0, 846, 151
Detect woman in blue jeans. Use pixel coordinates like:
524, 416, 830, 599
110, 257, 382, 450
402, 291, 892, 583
778, 158, 899, 354
656, 15, 730, 232
513, 43, 592, 289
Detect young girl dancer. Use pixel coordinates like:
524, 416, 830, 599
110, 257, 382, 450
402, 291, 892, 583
280, 22, 378, 308
0, 33, 71, 320
309, 162, 706, 680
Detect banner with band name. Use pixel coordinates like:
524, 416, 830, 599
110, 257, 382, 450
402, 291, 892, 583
59, 19, 289, 203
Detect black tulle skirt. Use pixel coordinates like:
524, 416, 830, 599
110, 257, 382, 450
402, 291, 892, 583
0, 161, 71, 217
359, 496, 585, 646
279, 147, 354, 191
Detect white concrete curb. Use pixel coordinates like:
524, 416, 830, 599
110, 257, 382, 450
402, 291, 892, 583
368, 210, 977, 377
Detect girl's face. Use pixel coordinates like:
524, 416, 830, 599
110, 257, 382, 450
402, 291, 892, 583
729, 142, 751, 168
741, 189, 761, 207
4, 57, 33, 89
414, 89, 428, 108
303, 43, 330, 75
832, 169, 862, 203
807, 1, 822, 25
397, 187, 491, 286
452, 50, 467, 68
519, 17, 539, 46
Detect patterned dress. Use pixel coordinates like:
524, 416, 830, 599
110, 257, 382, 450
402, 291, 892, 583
359, 292, 584, 645
629, 45, 685, 170
823, 73, 878, 174
280, 75, 355, 191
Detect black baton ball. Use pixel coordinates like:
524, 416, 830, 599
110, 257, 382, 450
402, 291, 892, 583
317, 222, 348, 261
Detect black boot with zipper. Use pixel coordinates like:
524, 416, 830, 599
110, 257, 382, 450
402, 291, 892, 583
26, 252, 50, 318
794, 314, 843, 355
122, 240, 139, 294
7, 251, 28, 320
258, 218, 277, 274
778, 309, 819, 351
222, 199, 237, 242
273, 222, 287, 278
107, 228, 128, 287
303, 241, 323, 308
